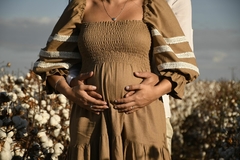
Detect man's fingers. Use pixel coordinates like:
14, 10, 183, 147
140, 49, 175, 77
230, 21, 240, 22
88, 91, 103, 99
133, 72, 152, 79
125, 84, 142, 91
78, 84, 97, 91
86, 96, 108, 106
77, 71, 94, 81
90, 105, 108, 111
124, 91, 135, 98
134, 72, 159, 85
114, 95, 134, 104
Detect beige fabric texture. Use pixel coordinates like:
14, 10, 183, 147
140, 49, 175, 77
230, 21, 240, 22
33, 0, 199, 159
33, 0, 199, 98
68, 21, 169, 160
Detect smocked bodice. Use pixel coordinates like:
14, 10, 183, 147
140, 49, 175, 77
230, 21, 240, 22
78, 20, 151, 68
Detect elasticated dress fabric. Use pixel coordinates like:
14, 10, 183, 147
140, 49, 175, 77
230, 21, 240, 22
66, 20, 170, 160
33, 0, 199, 98
32, 0, 200, 159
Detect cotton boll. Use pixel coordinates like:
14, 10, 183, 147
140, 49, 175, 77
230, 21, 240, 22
17, 92, 26, 98
7, 131, 14, 138
49, 147, 54, 153
14, 146, 22, 156
51, 143, 64, 159
24, 79, 29, 85
58, 105, 63, 110
50, 114, 61, 127
13, 85, 22, 94
65, 135, 70, 141
58, 94, 67, 104
17, 76, 24, 83
30, 91, 35, 97
50, 117, 58, 127
41, 142, 49, 149
34, 114, 44, 126
2, 75, 9, 84
63, 120, 70, 127
28, 109, 35, 118
62, 109, 69, 119
42, 139, 53, 148
53, 115, 61, 123
40, 135, 48, 144
26, 72, 31, 79
55, 124, 62, 129
0, 129, 7, 138
0, 148, 12, 160
31, 83, 39, 91
53, 128, 61, 137
46, 105, 52, 111
61, 131, 66, 136
47, 94, 57, 99
21, 103, 30, 109
41, 100, 47, 108
54, 109, 60, 115
7, 108, 12, 115
0, 137, 12, 160
55, 143, 64, 153
41, 111, 50, 125
37, 131, 47, 140
66, 128, 69, 135
50, 110, 55, 116
51, 156, 58, 160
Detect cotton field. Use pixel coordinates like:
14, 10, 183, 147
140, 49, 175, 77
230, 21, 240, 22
0, 70, 239, 160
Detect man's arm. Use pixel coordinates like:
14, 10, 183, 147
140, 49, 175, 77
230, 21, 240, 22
168, 0, 194, 50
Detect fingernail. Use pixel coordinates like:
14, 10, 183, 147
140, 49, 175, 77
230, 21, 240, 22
125, 86, 130, 90
91, 86, 97, 89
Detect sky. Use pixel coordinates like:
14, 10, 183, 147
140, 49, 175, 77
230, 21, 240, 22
0, 0, 240, 80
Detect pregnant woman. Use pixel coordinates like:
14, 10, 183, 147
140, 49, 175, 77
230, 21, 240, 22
33, 0, 199, 159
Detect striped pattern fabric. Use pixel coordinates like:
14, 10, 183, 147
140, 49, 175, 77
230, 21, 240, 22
33, 0, 199, 97
151, 28, 199, 76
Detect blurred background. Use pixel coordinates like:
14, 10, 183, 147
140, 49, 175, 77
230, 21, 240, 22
0, 0, 240, 80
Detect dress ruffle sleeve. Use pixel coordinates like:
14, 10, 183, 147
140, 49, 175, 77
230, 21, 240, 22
143, 0, 199, 99
33, 0, 85, 92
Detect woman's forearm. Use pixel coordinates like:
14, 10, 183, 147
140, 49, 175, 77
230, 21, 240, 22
48, 75, 73, 99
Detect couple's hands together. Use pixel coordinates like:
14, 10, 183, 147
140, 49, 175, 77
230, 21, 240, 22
71, 71, 160, 114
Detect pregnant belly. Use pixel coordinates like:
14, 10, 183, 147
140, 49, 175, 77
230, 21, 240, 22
82, 62, 149, 102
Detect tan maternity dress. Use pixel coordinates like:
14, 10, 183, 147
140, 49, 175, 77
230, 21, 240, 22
33, 0, 199, 159
66, 20, 169, 159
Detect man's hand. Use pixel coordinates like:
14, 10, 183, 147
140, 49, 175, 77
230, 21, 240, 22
70, 71, 108, 114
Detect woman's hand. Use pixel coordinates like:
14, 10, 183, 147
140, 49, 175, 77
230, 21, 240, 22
67, 72, 108, 114
113, 72, 171, 114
